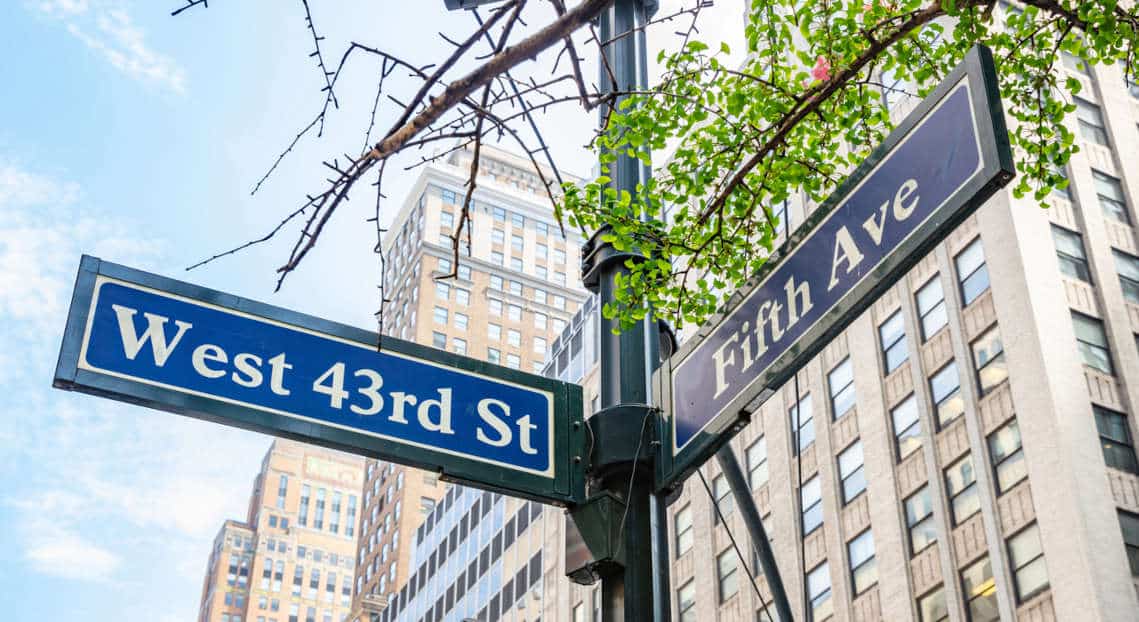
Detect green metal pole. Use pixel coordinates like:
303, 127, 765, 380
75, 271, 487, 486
585, 1, 662, 620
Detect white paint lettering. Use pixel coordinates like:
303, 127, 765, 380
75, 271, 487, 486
110, 304, 192, 367
711, 332, 739, 399
893, 178, 919, 220
191, 344, 227, 379
267, 353, 291, 396
231, 352, 263, 387
828, 225, 866, 291
417, 388, 454, 435
476, 399, 512, 447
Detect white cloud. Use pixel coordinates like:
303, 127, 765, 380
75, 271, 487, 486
0, 159, 269, 592
26, 531, 122, 581
29, 0, 186, 93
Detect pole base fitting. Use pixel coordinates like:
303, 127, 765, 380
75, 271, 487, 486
586, 404, 657, 482
580, 227, 647, 293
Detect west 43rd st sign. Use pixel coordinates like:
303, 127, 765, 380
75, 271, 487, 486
54, 257, 584, 504
656, 46, 1015, 491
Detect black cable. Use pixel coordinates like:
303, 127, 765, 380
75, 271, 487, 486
697, 469, 772, 613
795, 371, 806, 622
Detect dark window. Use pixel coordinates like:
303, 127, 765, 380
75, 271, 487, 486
1118, 510, 1139, 576
971, 326, 1008, 395
838, 440, 866, 503
891, 395, 921, 461
1075, 98, 1110, 147
1094, 169, 1130, 224
1113, 250, 1139, 303
1051, 225, 1091, 282
955, 238, 990, 305
1007, 524, 1049, 601
879, 310, 908, 373
1073, 312, 1114, 374
905, 487, 937, 554
1094, 405, 1139, 473
986, 420, 1027, 493
916, 277, 948, 341
945, 455, 980, 525
828, 357, 856, 419
930, 362, 964, 429
961, 557, 999, 622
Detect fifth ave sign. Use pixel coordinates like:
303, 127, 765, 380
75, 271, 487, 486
656, 46, 1015, 490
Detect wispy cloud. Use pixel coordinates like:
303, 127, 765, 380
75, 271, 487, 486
29, 0, 187, 93
0, 158, 268, 596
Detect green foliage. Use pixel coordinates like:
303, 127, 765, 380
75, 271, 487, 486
562, 0, 1139, 331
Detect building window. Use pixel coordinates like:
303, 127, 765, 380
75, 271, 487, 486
716, 549, 739, 602
791, 393, 815, 454
487, 348, 501, 364
510, 257, 523, 271
827, 358, 856, 419
511, 233, 524, 251
534, 336, 547, 355
1072, 312, 1114, 374
438, 257, 452, 274
801, 475, 823, 535
1113, 250, 1139, 303
1075, 98, 1110, 146
508, 304, 523, 322
511, 213, 525, 228
493, 206, 506, 222
847, 530, 877, 595
454, 312, 468, 331
276, 474, 288, 510
1008, 523, 1049, 601
988, 420, 1027, 493
491, 251, 504, 265
955, 238, 990, 305
490, 275, 503, 290
905, 486, 936, 554
945, 454, 980, 525
677, 579, 696, 622
674, 504, 693, 555
746, 437, 768, 489
929, 362, 964, 429
432, 332, 446, 349
507, 329, 521, 347
917, 587, 949, 622
536, 221, 549, 236
506, 354, 520, 369
1118, 511, 1139, 576
534, 312, 548, 330
452, 338, 467, 355
961, 557, 998, 622
1051, 225, 1092, 282
1061, 50, 1091, 74
435, 281, 450, 300
489, 299, 502, 317
891, 394, 921, 461
1094, 405, 1139, 473
457, 264, 471, 280
971, 326, 1008, 394
838, 440, 866, 503
1095, 169, 1131, 224
510, 280, 524, 296
916, 277, 948, 341
455, 288, 470, 306
713, 473, 734, 522
806, 562, 833, 621
433, 306, 448, 325
488, 323, 501, 341
879, 310, 908, 373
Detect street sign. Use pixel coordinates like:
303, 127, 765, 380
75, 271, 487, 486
656, 46, 1015, 492
54, 256, 585, 505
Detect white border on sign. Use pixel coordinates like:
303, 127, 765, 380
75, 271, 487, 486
672, 78, 986, 456
77, 275, 558, 479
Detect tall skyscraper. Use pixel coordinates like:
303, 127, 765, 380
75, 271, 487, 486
197, 439, 366, 622
545, 17, 1139, 622
348, 144, 591, 621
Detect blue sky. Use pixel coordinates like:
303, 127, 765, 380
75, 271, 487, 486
0, 1, 739, 619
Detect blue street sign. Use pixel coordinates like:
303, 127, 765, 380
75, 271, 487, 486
656, 46, 1014, 491
55, 257, 585, 504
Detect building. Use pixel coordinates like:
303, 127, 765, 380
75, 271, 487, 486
349, 143, 591, 621
361, 10, 1139, 622
197, 439, 366, 622
547, 12, 1139, 622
